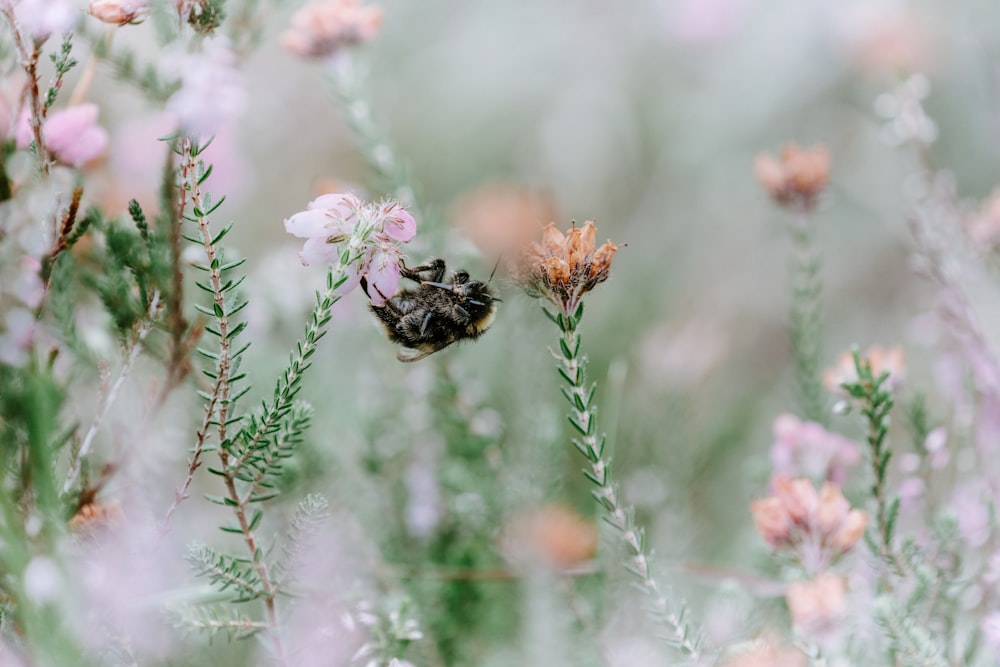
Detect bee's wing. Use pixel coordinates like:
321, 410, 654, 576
397, 347, 433, 362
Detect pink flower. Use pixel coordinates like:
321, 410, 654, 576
16, 104, 109, 168
88, 0, 148, 25
770, 413, 862, 484
281, 0, 382, 60
785, 573, 848, 636
162, 37, 246, 138
284, 194, 417, 306
13, 0, 79, 41
823, 345, 906, 394
751, 477, 867, 572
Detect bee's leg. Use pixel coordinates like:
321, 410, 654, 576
401, 259, 446, 284
451, 270, 470, 285
361, 275, 392, 306
453, 304, 470, 323
420, 311, 433, 336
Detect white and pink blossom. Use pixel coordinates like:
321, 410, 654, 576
284, 193, 416, 306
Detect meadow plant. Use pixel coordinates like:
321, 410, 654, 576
3, 2, 1000, 667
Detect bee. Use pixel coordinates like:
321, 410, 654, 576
365, 258, 501, 362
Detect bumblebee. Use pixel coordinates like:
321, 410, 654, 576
366, 258, 500, 362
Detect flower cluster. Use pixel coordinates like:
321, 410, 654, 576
281, 0, 383, 60
513, 220, 621, 315
770, 413, 861, 485
284, 193, 416, 306
823, 344, 906, 394
88, 0, 147, 25
754, 144, 831, 211
751, 476, 867, 573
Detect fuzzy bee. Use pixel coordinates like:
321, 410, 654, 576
365, 258, 501, 362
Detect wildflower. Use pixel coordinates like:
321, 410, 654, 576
754, 144, 830, 211
15, 104, 109, 168
513, 220, 621, 315
163, 37, 246, 138
823, 345, 906, 394
11, 0, 78, 41
281, 0, 382, 60
88, 0, 147, 24
284, 193, 416, 307
751, 476, 867, 571
770, 413, 861, 484
716, 636, 806, 667
500, 504, 598, 569
451, 183, 557, 258
785, 573, 847, 636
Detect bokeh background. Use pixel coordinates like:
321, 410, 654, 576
11, 0, 1000, 664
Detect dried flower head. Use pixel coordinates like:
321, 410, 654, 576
514, 220, 621, 315
281, 0, 382, 60
284, 193, 416, 306
88, 0, 147, 24
751, 476, 867, 572
500, 504, 598, 569
823, 344, 906, 395
754, 144, 831, 211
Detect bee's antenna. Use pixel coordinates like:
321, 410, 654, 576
488, 254, 502, 284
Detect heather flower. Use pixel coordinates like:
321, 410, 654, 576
769, 413, 862, 484
716, 636, 806, 667
751, 476, 867, 572
754, 144, 830, 211
11, 0, 78, 40
15, 104, 109, 168
88, 0, 147, 24
823, 344, 906, 394
513, 220, 621, 315
163, 37, 246, 138
451, 183, 557, 258
284, 193, 416, 306
500, 504, 598, 569
785, 572, 848, 636
281, 0, 382, 59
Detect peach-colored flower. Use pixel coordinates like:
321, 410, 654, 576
754, 144, 830, 211
88, 0, 147, 24
716, 635, 807, 667
281, 0, 382, 59
823, 345, 906, 394
500, 504, 598, 569
751, 477, 867, 571
513, 220, 622, 315
786, 573, 848, 635
451, 184, 557, 258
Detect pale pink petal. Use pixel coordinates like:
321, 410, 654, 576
299, 236, 339, 266
14, 108, 32, 149
365, 251, 400, 306
333, 263, 362, 297
310, 192, 359, 215
383, 208, 416, 242
285, 209, 335, 238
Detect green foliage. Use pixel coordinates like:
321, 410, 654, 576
44, 34, 77, 111
187, 543, 264, 602
787, 218, 827, 424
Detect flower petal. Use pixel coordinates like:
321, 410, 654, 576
299, 236, 339, 266
382, 206, 416, 242
365, 251, 400, 306
285, 209, 333, 238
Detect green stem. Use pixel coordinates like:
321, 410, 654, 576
789, 207, 825, 424
549, 306, 702, 659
